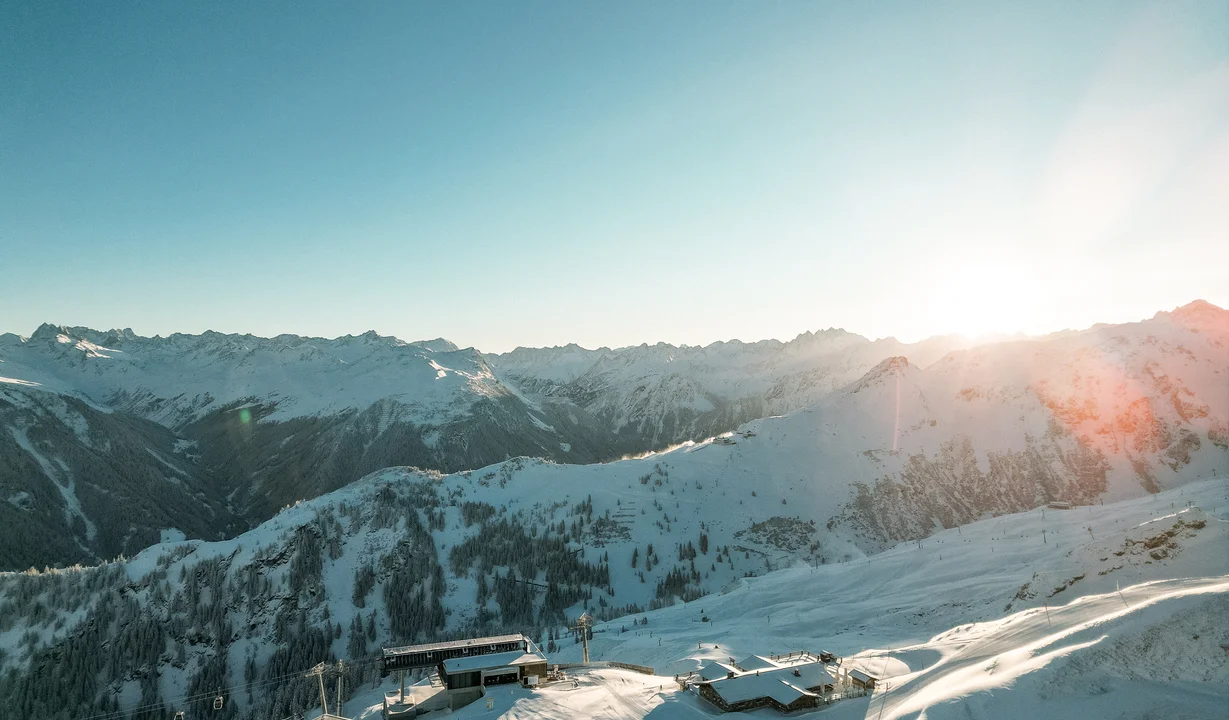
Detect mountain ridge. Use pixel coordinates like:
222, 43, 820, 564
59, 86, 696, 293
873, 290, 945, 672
0, 300, 1224, 571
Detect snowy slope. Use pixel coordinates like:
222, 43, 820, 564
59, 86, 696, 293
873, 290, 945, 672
337, 479, 1229, 720
490, 330, 979, 447
3, 460, 1224, 720
0, 381, 236, 568
0, 327, 645, 568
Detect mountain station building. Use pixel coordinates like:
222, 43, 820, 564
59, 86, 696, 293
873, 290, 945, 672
382, 634, 548, 717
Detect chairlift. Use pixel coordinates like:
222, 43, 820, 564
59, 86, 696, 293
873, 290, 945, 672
173, 713, 184, 720
213, 694, 224, 710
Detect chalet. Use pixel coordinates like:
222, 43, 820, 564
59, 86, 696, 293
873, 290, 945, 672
848, 668, 879, 690
382, 634, 548, 718
693, 653, 838, 714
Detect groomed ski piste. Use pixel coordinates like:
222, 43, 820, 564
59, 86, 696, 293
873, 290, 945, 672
336, 478, 1228, 720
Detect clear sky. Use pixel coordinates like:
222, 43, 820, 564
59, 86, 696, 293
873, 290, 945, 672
2, 1, 1227, 352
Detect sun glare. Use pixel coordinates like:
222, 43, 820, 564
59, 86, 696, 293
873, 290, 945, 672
921, 250, 1042, 339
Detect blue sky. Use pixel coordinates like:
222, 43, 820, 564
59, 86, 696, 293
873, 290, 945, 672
3, 1, 1227, 352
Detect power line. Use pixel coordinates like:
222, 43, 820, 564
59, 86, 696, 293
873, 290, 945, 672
72, 653, 385, 720
76, 658, 378, 720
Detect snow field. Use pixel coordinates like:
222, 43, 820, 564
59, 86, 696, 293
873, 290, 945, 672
332, 478, 1228, 720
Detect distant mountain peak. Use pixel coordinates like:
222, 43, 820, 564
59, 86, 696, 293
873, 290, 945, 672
845, 355, 913, 395
1165, 298, 1225, 318
30, 322, 66, 341
1155, 299, 1229, 333
869, 355, 911, 374
793, 327, 855, 339
783, 327, 868, 356
413, 338, 460, 353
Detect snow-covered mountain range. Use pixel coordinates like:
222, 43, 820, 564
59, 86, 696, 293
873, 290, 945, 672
0, 325, 635, 568
488, 330, 979, 447
1, 302, 1226, 572
0, 300, 1226, 719
0, 322, 955, 570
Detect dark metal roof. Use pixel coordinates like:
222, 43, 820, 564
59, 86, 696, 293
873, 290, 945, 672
382, 634, 529, 671
383, 634, 526, 656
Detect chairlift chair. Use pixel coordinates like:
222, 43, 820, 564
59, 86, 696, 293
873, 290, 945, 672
213, 694, 224, 710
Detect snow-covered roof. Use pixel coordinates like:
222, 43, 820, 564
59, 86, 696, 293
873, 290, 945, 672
785, 663, 836, 689
442, 650, 547, 674
849, 668, 878, 683
736, 654, 780, 671
698, 661, 740, 681
703, 659, 836, 706
711, 674, 815, 705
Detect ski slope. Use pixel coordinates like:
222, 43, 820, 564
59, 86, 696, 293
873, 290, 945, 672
337, 478, 1229, 720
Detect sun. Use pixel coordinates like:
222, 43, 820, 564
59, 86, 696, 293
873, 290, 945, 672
921, 250, 1044, 339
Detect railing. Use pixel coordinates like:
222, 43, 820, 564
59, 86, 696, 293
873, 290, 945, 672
824, 687, 868, 702
609, 661, 655, 675
555, 660, 655, 675
675, 670, 699, 689
766, 649, 829, 664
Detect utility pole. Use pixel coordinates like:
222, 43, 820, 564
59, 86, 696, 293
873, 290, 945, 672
875, 653, 891, 720
306, 662, 329, 717
876, 680, 890, 720
335, 660, 345, 718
